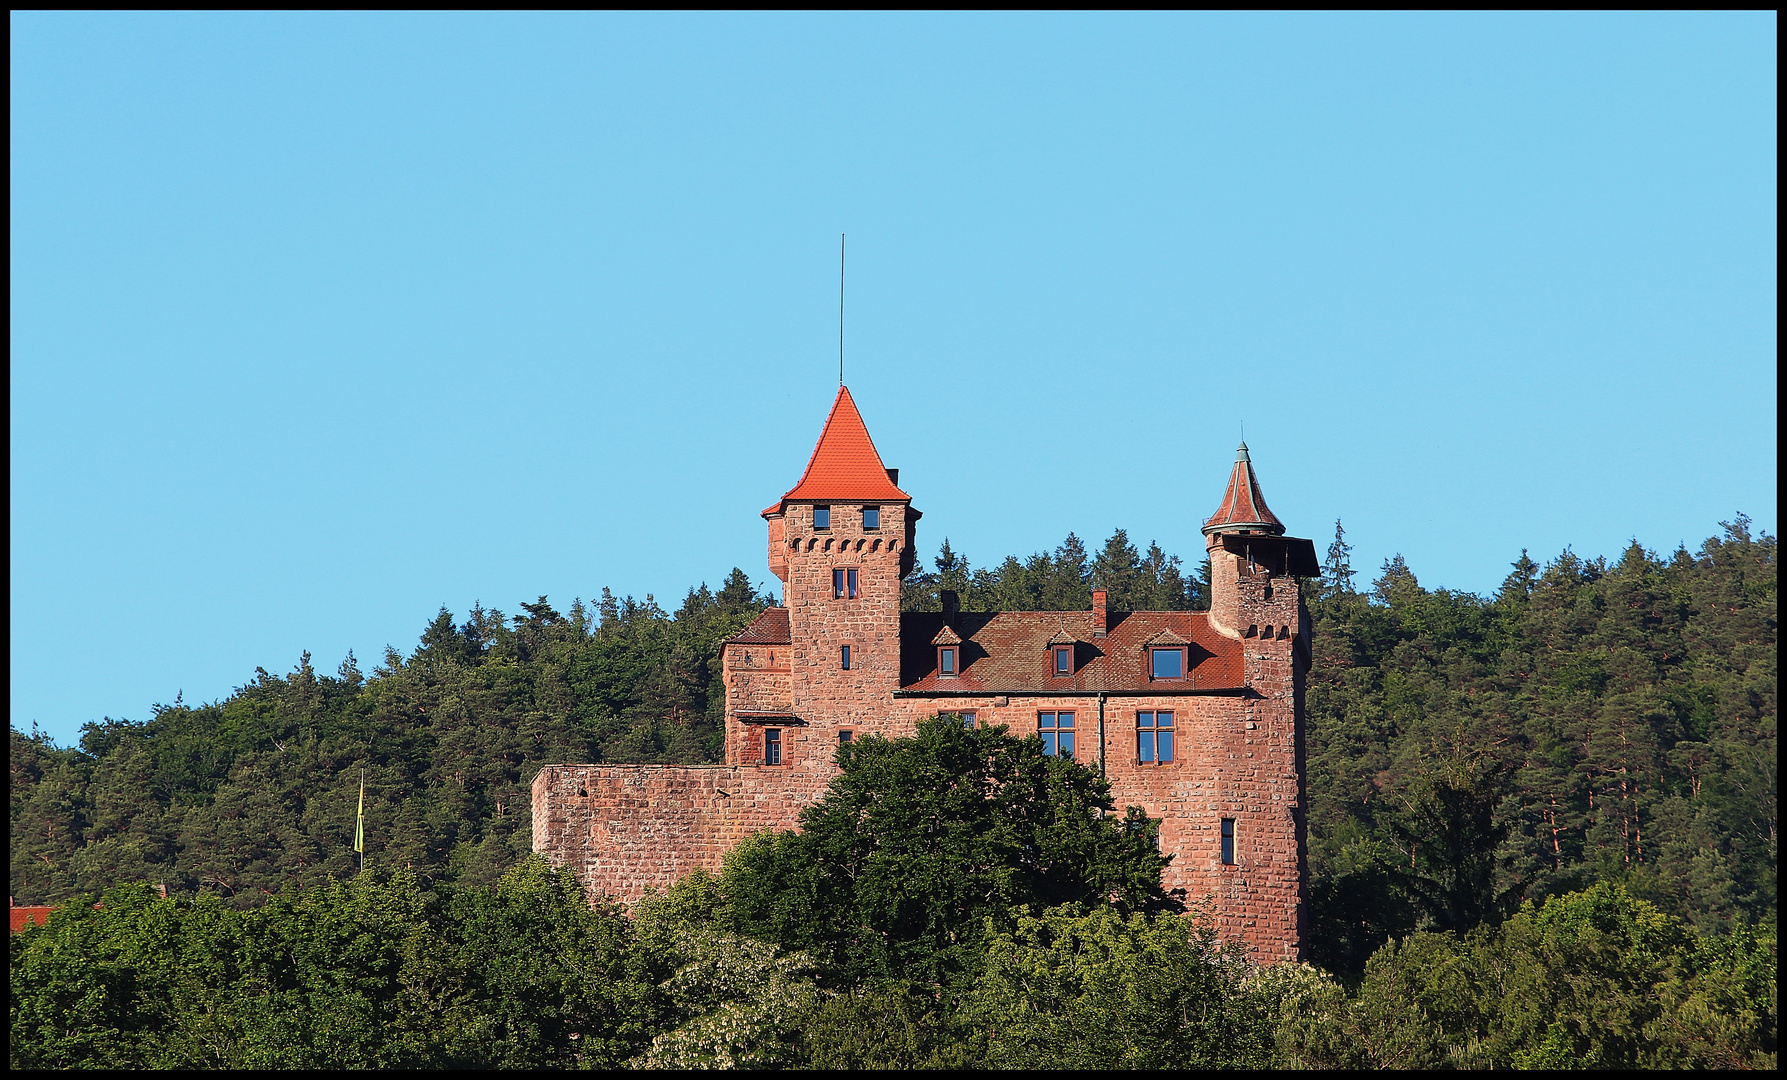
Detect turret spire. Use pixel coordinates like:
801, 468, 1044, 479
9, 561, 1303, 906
1201, 441, 1285, 536
762, 385, 909, 517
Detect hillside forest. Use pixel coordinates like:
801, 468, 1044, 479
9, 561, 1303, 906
10, 519, 1776, 980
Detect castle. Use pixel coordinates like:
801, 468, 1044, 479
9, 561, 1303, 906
533, 386, 1318, 961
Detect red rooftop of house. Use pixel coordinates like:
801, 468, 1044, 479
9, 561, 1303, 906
11, 903, 55, 933
763, 385, 910, 516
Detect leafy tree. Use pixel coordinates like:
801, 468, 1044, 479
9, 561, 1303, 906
957, 904, 1272, 1068
1291, 883, 1778, 1069
721, 715, 1175, 990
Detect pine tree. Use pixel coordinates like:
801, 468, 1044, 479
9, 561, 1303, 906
1324, 519, 1356, 597
1091, 529, 1142, 609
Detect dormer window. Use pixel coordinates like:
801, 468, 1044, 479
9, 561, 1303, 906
1047, 630, 1076, 678
931, 624, 963, 680
813, 505, 831, 529
862, 506, 880, 530
1143, 628, 1191, 681
1151, 647, 1186, 680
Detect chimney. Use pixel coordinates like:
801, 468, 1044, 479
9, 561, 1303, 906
885, 467, 899, 486
941, 589, 959, 623
1092, 590, 1107, 638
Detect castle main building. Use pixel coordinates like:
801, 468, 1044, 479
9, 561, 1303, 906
534, 386, 1317, 961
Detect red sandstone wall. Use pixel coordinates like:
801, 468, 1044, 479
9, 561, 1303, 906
725, 652, 791, 718
532, 763, 815, 903
537, 498, 1307, 962
778, 502, 908, 743
871, 684, 1301, 964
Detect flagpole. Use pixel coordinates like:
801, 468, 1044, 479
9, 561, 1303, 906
355, 768, 365, 874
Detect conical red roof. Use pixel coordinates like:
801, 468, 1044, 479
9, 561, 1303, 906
763, 386, 910, 516
1201, 442, 1285, 536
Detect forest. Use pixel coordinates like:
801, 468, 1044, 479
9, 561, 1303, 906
10, 518, 1778, 1068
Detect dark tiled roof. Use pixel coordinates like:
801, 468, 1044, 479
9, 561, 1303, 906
725, 607, 791, 646
1202, 442, 1285, 536
900, 610, 1244, 693
762, 386, 911, 516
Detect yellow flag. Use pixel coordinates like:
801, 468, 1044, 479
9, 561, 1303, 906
354, 769, 365, 854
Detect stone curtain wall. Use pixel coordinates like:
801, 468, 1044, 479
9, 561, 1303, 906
531, 764, 807, 902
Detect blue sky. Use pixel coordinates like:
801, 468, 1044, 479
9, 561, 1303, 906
11, 13, 1777, 745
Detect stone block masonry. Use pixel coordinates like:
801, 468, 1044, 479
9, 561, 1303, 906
532, 763, 811, 901
533, 387, 1314, 963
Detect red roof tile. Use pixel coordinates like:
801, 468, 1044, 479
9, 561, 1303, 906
724, 607, 791, 646
899, 610, 1244, 693
1202, 442, 1284, 536
11, 906, 54, 933
763, 386, 910, 516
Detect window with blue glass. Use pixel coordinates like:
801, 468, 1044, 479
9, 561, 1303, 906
814, 505, 831, 529
833, 568, 858, 599
1151, 647, 1186, 679
862, 506, 880, 530
1053, 646, 1072, 676
765, 728, 782, 766
1038, 711, 1075, 758
1220, 817, 1236, 864
938, 646, 957, 677
1137, 710, 1174, 763
959, 711, 976, 729
841, 645, 852, 670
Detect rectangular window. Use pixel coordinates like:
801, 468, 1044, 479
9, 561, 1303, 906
841, 645, 852, 670
814, 505, 831, 529
1152, 648, 1185, 679
1137, 710, 1175, 763
862, 506, 880, 530
838, 729, 853, 746
939, 647, 957, 676
1054, 646, 1071, 676
1221, 817, 1236, 864
959, 711, 976, 729
833, 568, 861, 599
765, 728, 782, 766
1038, 711, 1076, 758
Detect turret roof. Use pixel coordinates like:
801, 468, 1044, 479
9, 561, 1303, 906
763, 385, 910, 516
1201, 442, 1285, 536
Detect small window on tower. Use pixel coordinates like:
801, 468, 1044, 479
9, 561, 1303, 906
841, 645, 852, 670
862, 506, 880, 530
1053, 646, 1072, 676
765, 728, 783, 766
838, 729, 853, 746
1221, 817, 1236, 864
814, 505, 831, 529
833, 568, 859, 599
938, 647, 957, 677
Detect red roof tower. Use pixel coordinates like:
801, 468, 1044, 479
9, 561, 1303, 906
763, 385, 911, 517
1201, 442, 1285, 536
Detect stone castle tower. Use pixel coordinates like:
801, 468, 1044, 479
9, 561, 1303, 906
533, 386, 1318, 961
